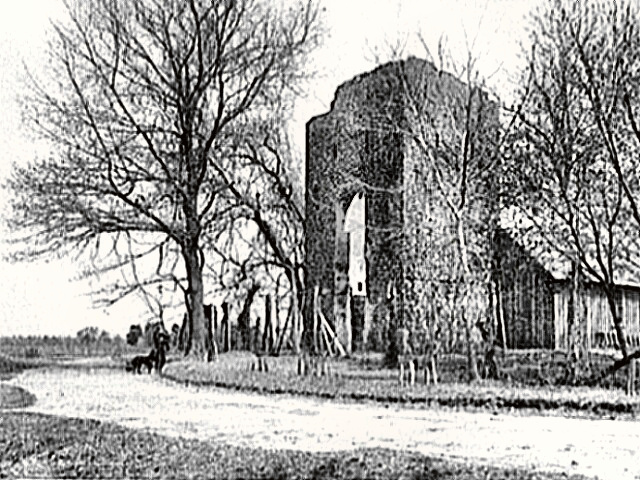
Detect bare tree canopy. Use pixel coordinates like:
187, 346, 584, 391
4, 0, 322, 359
506, 0, 640, 380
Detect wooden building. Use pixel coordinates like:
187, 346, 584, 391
493, 230, 640, 351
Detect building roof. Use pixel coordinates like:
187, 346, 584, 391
499, 206, 640, 289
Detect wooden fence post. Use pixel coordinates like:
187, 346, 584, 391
628, 360, 637, 396
408, 360, 415, 386
253, 318, 261, 353
276, 306, 291, 356
213, 306, 219, 347
423, 363, 430, 385
262, 295, 272, 353
303, 354, 311, 377
320, 356, 328, 377
313, 286, 320, 354
318, 310, 346, 357
222, 302, 230, 353
431, 356, 438, 385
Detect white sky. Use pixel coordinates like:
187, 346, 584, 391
0, 0, 537, 336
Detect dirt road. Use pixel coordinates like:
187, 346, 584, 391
8, 368, 640, 480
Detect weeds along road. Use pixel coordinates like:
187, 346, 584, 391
8, 368, 640, 480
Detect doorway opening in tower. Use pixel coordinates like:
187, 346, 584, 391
342, 191, 368, 352
344, 191, 366, 297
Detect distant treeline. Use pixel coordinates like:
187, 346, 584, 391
0, 329, 141, 359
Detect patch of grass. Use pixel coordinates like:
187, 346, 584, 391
0, 356, 37, 408
0, 355, 32, 380
0, 352, 149, 375
0, 412, 588, 479
164, 353, 640, 418
0, 383, 36, 408
0, 335, 125, 359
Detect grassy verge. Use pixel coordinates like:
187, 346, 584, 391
0, 355, 32, 380
0, 355, 37, 408
0, 384, 36, 408
164, 353, 640, 417
0, 352, 136, 375
0, 412, 589, 479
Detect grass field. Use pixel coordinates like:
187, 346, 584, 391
0, 383, 35, 408
163, 351, 640, 418
0, 335, 146, 360
0, 412, 590, 479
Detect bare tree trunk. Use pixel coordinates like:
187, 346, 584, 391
238, 284, 260, 351
463, 307, 480, 381
213, 307, 220, 351
178, 313, 189, 353
457, 219, 480, 381
222, 302, 230, 353
204, 304, 218, 362
291, 274, 302, 355
384, 281, 400, 368
262, 295, 272, 353
483, 277, 500, 379
183, 241, 210, 361
604, 290, 628, 357
313, 286, 320, 354
566, 261, 589, 383
276, 305, 291, 355
497, 277, 507, 355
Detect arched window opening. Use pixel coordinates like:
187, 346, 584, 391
344, 192, 366, 297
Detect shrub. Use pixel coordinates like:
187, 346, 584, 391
24, 346, 41, 359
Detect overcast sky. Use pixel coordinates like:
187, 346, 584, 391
0, 0, 538, 336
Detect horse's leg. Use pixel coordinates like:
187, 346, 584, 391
158, 350, 166, 374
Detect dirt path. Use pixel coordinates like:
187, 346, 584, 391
8, 368, 640, 480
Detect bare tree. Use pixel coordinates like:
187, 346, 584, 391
5, 0, 321, 360
199, 127, 307, 353
508, 0, 640, 380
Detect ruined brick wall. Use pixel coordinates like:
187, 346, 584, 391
305, 61, 408, 350
305, 57, 499, 353
400, 63, 500, 354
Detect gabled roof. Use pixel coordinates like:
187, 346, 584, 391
499, 206, 640, 289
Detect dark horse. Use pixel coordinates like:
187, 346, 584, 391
125, 321, 171, 374
128, 351, 155, 373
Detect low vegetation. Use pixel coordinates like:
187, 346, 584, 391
0, 356, 36, 408
0, 353, 126, 375
0, 412, 589, 479
0, 384, 36, 408
163, 352, 640, 418
0, 333, 131, 360
0, 355, 31, 379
